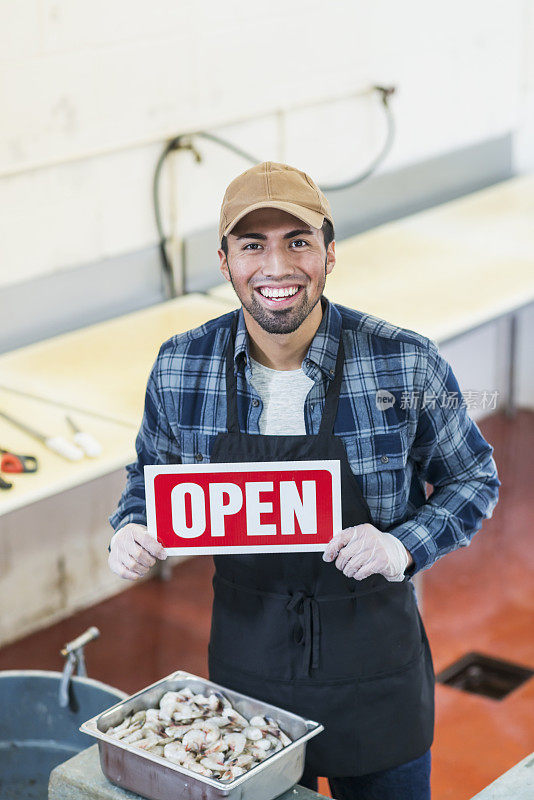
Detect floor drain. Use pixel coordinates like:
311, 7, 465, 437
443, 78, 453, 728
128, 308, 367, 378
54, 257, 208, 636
436, 652, 534, 700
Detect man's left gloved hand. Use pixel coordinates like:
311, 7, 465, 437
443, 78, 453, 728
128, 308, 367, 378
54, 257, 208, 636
322, 523, 412, 582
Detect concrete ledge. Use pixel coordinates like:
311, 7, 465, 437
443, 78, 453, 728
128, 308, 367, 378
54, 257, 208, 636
49, 745, 328, 800
469, 753, 534, 799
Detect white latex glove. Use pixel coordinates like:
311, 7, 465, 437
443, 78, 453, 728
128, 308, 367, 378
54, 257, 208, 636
322, 523, 411, 582
108, 523, 167, 581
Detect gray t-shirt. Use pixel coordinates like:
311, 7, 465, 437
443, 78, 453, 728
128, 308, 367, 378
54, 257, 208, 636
249, 356, 314, 435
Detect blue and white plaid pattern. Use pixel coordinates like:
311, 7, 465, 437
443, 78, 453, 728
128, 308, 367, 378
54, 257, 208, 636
110, 298, 500, 574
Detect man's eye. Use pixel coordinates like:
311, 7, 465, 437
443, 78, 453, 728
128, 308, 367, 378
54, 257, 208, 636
243, 242, 262, 250
291, 239, 308, 247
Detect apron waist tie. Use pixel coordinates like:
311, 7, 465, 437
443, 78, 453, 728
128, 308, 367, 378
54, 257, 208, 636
286, 591, 321, 676
215, 572, 385, 600
214, 574, 391, 676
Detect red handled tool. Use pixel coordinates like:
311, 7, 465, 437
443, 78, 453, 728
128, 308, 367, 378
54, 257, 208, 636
0, 447, 39, 473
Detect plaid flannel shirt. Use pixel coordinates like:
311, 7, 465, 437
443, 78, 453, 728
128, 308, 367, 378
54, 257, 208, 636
109, 297, 500, 574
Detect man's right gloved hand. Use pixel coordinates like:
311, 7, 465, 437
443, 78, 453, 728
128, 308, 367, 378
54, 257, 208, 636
108, 523, 167, 581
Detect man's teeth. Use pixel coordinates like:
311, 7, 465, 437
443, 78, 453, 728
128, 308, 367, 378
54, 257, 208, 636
258, 286, 300, 299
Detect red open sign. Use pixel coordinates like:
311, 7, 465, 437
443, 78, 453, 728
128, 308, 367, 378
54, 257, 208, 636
145, 460, 341, 555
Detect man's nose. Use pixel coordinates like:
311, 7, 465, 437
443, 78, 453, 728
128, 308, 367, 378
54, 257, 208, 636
261, 246, 291, 277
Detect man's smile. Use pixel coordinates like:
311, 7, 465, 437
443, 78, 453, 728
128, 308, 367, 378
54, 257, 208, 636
254, 285, 304, 306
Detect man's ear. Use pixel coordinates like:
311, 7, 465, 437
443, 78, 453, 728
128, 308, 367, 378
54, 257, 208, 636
326, 240, 336, 276
218, 249, 231, 282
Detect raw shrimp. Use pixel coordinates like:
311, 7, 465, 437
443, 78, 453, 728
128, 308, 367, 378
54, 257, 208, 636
243, 726, 263, 741
105, 684, 293, 783
220, 765, 246, 781
182, 729, 206, 753
163, 742, 188, 764
223, 732, 247, 755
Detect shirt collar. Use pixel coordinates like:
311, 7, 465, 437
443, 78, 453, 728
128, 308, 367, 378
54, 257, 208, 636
234, 310, 250, 369
233, 296, 341, 381
305, 296, 341, 379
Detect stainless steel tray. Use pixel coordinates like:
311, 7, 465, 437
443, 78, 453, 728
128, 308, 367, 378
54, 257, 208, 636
80, 670, 324, 800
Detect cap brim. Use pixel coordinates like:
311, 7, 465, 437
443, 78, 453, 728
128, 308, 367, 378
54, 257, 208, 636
223, 201, 325, 239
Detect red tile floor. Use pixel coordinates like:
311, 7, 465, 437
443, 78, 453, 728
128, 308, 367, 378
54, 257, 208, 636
1, 411, 533, 798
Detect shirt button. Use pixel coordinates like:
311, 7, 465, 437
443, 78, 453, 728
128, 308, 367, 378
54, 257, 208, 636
310, 404, 315, 411
329, 368, 335, 376
252, 399, 259, 407
381, 455, 389, 464
195, 453, 203, 462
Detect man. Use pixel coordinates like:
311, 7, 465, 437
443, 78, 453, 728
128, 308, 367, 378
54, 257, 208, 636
109, 161, 500, 799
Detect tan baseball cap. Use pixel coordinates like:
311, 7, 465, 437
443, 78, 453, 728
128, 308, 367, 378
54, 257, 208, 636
219, 161, 333, 245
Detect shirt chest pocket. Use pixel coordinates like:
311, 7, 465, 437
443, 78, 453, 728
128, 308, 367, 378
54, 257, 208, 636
178, 431, 217, 465
343, 430, 409, 530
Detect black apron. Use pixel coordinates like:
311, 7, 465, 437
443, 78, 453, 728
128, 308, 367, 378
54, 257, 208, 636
207, 318, 435, 777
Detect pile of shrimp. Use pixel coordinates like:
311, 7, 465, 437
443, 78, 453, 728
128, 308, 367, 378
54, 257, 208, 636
105, 686, 292, 782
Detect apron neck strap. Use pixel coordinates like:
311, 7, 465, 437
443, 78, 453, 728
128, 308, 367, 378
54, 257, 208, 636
225, 315, 240, 434
318, 334, 345, 436
224, 314, 345, 436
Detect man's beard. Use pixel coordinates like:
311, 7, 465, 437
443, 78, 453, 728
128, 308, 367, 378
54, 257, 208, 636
228, 264, 327, 335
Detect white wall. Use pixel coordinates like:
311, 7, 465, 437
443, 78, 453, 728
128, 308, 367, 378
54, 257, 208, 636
0, 0, 530, 290
514, 0, 534, 171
